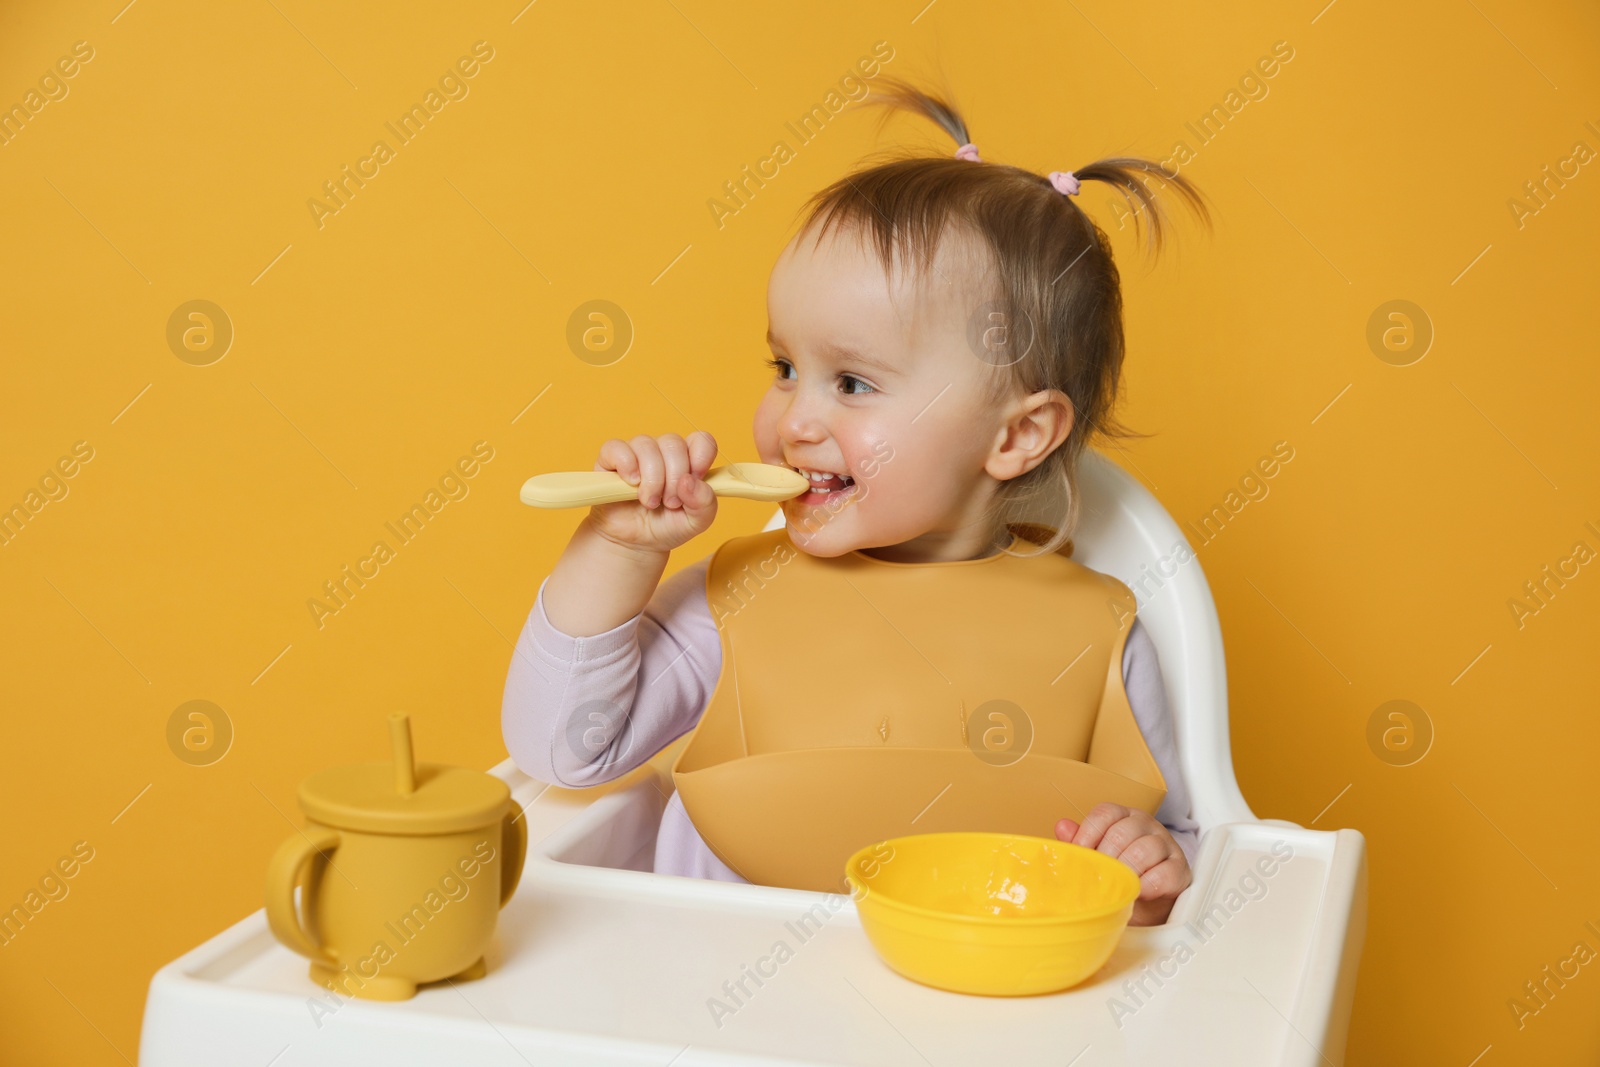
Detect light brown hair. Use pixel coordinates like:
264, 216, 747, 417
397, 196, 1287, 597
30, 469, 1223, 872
792, 76, 1211, 556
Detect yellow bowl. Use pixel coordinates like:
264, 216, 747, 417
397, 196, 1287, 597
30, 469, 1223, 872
844, 832, 1140, 996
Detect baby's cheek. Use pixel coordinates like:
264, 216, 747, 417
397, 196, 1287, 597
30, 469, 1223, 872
751, 396, 785, 461
843, 433, 888, 482
843, 433, 905, 502
856, 453, 947, 526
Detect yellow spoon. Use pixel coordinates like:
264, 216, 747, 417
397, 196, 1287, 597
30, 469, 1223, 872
519, 462, 810, 509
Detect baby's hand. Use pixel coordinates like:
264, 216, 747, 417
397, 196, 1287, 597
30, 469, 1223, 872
587, 431, 720, 554
1055, 803, 1192, 927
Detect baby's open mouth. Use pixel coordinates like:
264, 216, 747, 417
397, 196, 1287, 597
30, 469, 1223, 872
785, 465, 857, 503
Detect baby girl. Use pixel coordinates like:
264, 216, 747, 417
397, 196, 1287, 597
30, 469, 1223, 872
503, 78, 1211, 926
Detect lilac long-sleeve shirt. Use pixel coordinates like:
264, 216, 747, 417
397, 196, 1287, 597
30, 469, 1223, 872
502, 552, 1202, 883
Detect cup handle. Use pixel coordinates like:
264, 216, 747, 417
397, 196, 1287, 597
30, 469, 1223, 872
499, 802, 527, 907
265, 829, 341, 965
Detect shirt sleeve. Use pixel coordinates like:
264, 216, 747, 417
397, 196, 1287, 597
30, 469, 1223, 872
500, 556, 719, 788
1121, 617, 1202, 866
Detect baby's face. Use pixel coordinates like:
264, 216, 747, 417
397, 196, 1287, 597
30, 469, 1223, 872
755, 222, 1012, 560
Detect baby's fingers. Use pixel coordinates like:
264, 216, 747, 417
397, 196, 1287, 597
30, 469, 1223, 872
656, 434, 691, 508
629, 435, 666, 507
677, 469, 717, 513
686, 430, 718, 478
1135, 854, 1191, 902
1071, 803, 1132, 853
1119, 833, 1177, 878
596, 438, 642, 486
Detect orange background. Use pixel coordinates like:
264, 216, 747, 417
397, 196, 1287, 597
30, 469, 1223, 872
2, 1, 1597, 1063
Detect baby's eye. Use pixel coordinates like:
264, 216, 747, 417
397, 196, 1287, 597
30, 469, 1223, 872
839, 374, 874, 396
763, 356, 795, 380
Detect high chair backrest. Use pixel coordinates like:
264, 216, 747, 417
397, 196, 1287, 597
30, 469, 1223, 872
762, 448, 1256, 833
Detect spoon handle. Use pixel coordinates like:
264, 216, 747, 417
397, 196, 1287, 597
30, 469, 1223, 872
519, 464, 805, 509
519, 471, 641, 508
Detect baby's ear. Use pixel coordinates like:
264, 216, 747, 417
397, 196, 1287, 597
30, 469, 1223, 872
987, 388, 1074, 481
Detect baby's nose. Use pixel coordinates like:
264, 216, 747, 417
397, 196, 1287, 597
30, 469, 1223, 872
776, 395, 827, 442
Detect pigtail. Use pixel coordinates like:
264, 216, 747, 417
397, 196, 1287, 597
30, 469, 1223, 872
861, 75, 1211, 257
1071, 157, 1212, 257
861, 74, 971, 150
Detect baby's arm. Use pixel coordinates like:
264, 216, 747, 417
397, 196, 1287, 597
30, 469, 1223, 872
1056, 621, 1201, 926
539, 430, 719, 639
1124, 622, 1201, 866
501, 558, 718, 787
503, 430, 723, 786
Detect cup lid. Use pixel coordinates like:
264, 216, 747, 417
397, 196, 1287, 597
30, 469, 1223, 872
299, 761, 511, 835
297, 713, 511, 835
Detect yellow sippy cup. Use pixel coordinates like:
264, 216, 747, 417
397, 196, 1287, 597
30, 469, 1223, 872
264, 713, 526, 1001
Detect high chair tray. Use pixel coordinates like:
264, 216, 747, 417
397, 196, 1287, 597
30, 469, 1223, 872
141, 758, 1366, 1066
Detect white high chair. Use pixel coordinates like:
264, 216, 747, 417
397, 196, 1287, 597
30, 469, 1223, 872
141, 451, 1367, 1066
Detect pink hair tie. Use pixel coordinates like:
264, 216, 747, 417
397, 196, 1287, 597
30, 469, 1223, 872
954, 142, 981, 162
1047, 171, 1081, 196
